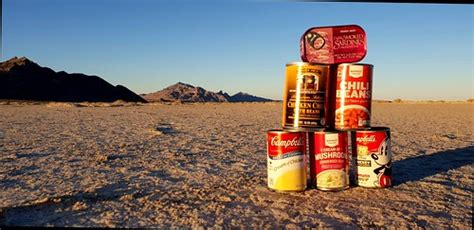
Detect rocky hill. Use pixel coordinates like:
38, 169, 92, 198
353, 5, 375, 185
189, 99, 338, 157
142, 82, 228, 103
0, 57, 146, 103
228, 92, 273, 102
142, 82, 273, 103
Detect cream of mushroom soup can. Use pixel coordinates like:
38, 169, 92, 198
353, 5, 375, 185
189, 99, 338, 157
352, 127, 392, 188
309, 130, 350, 191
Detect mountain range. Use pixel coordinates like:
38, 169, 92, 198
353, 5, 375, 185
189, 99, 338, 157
0, 57, 146, 102
141, 82, 273, 103
0, 57, 273, 103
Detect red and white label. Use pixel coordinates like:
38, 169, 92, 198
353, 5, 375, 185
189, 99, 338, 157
267, 131, 307, 191
334, 64, 372, 130
301, 25, 367, 64
267, 133, 304, 158
353, 130, 392, 188
310, 132, 349, 189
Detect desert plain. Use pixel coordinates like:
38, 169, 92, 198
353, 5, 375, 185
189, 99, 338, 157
0, 101, 472, 228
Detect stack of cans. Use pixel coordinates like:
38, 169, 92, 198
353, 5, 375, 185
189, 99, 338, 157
267, 25, 392, 192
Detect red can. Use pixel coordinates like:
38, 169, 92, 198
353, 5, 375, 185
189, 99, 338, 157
334, 63, 373, 130
300, 25, 367, 64
267, 130, 307, 192
352, 127, 392, 188
309, 130, 349, 191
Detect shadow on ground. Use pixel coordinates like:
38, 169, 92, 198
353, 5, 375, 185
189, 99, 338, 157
394, 145, 474, 186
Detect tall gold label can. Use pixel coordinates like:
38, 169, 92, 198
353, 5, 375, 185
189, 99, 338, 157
282, 62, 330, 130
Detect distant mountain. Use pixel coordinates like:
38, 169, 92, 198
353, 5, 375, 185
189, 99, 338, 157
0, 57, 146, 102
143, 82, 228, 103
142, 82, 273, 103
228, 92, 273, 102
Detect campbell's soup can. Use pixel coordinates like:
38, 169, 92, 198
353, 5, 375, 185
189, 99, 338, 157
309, 130, 350, 191
334, 63, 373, 130
300, 24, 367, 64
352, 127, 392, 188
282, 62, 330, 130
267, 130, 307, 192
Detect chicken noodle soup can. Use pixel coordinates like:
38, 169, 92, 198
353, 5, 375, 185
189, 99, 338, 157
267, 130, 307, 192
334, 63, 373, 130
282, 62, 330, 130
352, 127, 392, 188
309, 130, 350, 191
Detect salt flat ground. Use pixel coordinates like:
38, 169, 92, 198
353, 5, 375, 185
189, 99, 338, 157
0, 102, 472, 228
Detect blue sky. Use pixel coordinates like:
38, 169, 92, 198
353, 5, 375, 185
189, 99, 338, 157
2, 1, 473, 100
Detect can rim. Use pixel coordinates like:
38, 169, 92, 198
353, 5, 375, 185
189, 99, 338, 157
285, 62, 329, 67
311, 129, 348, 134
267, 129, 305, 133
353, 127, 390, 133
316, 185, 350, 191
283, 126, 325, 132
337, 63, 374, 67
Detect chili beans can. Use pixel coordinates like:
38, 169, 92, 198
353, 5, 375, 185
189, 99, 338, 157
282, 62, 330, 130
352, 127, 392, 188
267, 130, 307, 192
300, 25, 367, 64
309, 130, 350, 191
334, 63, 373, 130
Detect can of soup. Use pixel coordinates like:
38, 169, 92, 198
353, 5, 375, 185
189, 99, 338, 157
334, 63, 373, 130
300, 24, 367, 64
267, 130, 307, 192
309, 130, 350, 191
282, 62, 330, 130
352, 127, 392, 188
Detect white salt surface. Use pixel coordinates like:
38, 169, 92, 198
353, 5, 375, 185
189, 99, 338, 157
0, 102, 472, 228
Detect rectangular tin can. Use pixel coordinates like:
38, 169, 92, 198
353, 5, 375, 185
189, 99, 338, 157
334, 63, 373, 130
300, 25, 367, 64
309, 130, 350, 191
352, 127, 392, 188
282, 62, 330, 130
267, 130, 307, 192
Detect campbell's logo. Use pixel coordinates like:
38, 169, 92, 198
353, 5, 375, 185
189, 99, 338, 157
357, 135, 376, 143
271, 136, 303, 148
